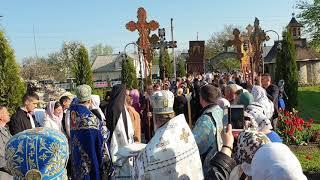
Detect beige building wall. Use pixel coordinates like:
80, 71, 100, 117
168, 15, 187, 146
93, 72, 121, 81
298, 62, 308, 85
312, 61, 320, 84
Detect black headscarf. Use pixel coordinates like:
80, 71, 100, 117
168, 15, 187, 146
106, 84, 128, 140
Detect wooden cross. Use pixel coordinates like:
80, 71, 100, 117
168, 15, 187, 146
152, 28, 177, 80
226, 28, 243, 59
126, 7, 159, 81
250, 17, 268, 75
179, 128, 190, 143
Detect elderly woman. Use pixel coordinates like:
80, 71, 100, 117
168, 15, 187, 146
205, 127, 305, 180
43, 101, 63, 132
251, 85, 274, 119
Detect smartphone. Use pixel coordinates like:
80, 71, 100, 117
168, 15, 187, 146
228, 105, 245, 131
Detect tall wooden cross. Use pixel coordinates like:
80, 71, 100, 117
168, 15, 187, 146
152, 28, 177, 80
225, 28, 243, 60
126, 7, 159, 82
251, 17, 268, 75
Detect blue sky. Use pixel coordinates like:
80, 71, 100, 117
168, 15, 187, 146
0, 0, 299, 62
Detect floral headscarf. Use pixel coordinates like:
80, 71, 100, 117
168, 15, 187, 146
235, 130, 271, 176
246, 102, 273, 131
251, 86, 274, 119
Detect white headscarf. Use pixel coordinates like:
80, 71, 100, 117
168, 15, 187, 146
91, 95, 106, 121
217, 97, 230, 108
252, 143, 307, 180
251, 86, 274, 119
46, 101, 63, 126
246, 102, 273, 131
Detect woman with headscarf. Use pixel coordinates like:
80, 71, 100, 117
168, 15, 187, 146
246, 104, 282, 142
43, 101, 63, 132
230, 130, 271, 180
251, 143, 307, 180
125, 90, 141, 142
106, 84, 135, 180
130, 89, 141, 113
91, 95, 106, 122
251, 86, 274, 119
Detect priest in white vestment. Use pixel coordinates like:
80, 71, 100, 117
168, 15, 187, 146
107, 84, 135, 179
132, 90, 204, 180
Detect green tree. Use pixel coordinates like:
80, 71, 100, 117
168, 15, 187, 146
61, 41, 82, 78
163, 49, 174, 79
216, 58, 240, 73
205, 25, 240, 59
90, 43, 113, 64
121, 56, 138, 89
275, 31, 298, 110
176, 58, 186, 77
72, 45, 93, 87
0, 30, 26, 113
297, 0, 320, 51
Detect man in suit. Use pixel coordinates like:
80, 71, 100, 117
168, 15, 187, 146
9, 92, 40, 135
0, 105, 13, 179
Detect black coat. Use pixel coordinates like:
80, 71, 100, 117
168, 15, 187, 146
205, 152, 237, 180
173, 95, 187, 116
9, 108, 39, 135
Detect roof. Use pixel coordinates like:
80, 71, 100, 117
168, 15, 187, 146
288, 17, 303, 28
262, 46, 273, 58
92, 53, 139, 73
264, 41, 320, 64
296, 47, 320, 61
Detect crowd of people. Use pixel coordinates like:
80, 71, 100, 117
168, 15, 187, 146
0, 72, 307, 180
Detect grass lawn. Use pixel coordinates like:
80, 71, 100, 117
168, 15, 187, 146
297, 86, 320, 123
291, 145, 320, 173
291, 86, 320, 173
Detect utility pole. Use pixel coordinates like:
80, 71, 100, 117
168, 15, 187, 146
33, 24, 38, 59
171, 18, 176, 80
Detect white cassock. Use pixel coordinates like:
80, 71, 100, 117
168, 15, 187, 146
133, 114, 204, 180
110, 107, 135, 179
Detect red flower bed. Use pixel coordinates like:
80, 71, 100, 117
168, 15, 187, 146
276, 109, 315, 145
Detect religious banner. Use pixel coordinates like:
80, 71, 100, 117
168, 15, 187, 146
187, 41, 205, 74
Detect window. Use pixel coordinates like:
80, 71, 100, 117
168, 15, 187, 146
292, 28, 297, 37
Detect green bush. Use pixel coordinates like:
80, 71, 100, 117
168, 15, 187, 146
0, 30, 26, 114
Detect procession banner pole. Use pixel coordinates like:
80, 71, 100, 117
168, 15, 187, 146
186, 88, 192, 127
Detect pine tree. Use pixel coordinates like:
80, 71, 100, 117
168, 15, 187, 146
176, 58, 186, 77
0, 30, 26, 113
275, 31, 298, 110
164, 49, 173, 79
121, 56, 138, 89
72, 45, 93, 87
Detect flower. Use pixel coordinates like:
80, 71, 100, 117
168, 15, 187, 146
309, 118, 314, 123
284, 120, 290, 125
306, 155, 313, 161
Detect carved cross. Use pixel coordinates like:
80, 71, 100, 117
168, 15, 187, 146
152, 28, 177, 80
250, 17, 268, 75
226, 28, 243, 59
126, 7, 159, 80
180, 128, 190, 143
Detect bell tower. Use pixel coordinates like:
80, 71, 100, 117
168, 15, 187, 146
287, 13, 303, 39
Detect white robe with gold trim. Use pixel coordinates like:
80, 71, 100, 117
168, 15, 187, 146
133, 114, 204, 180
